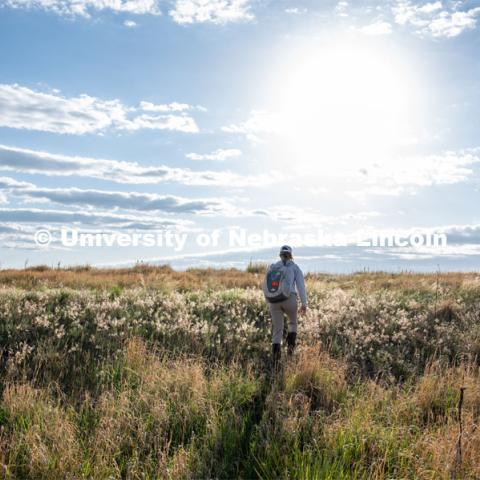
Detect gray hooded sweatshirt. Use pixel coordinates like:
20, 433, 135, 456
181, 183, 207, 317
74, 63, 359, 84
270, 259, 307, 306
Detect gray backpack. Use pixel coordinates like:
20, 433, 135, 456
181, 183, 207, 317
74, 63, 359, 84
263, 263, 290, 303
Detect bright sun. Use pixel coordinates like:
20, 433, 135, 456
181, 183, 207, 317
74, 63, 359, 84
269, 39, 422, 174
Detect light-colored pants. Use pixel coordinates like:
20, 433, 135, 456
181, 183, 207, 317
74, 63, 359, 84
269, 294, 298, 344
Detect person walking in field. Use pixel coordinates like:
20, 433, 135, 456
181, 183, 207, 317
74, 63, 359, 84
263, 245, 307, 368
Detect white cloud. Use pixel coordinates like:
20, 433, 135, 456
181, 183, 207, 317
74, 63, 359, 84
0, 144, 279, 187
186, 148, 241, 161
121, 113, 198, 132
358, 20, 393, 35
418, 1, 442, 13
349, 149, 480, 197
0, 176, 33, 189
2, 0, 259, 24
393, 1, 480, 37
418, 1, 442, 14
383, 223, 480, 258
222, 110, 283, 142
428, 8, 480, 37
3, 181, 233, 214
252, 205, 380, 227
0, 84, 199, 134
442, 224, 480, 246
392, 150, 479, 186
0, 175, 274, 222
139, 100, 193, 112
335, 0, 349, 17
394, 1, 440, 26
2, 0, 161, 17
0, 207, 183, 228
285, 7, 307, 15
169, 0, 253, 24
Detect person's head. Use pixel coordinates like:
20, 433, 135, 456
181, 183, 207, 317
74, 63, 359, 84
279, 245, 293, 262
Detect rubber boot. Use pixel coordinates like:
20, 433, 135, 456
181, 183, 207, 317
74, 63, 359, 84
272, 343, 281, 370
286, 332, 297, 357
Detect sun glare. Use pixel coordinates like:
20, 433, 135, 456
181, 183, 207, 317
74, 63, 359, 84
269, 40, 422, 174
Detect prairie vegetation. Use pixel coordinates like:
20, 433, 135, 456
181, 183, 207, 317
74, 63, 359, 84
1, 266, 480, 479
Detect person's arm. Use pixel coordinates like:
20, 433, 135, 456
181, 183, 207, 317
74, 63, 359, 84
295, 266, 307, 309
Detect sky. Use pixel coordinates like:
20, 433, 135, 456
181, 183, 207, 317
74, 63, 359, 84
0, 0, 480, 271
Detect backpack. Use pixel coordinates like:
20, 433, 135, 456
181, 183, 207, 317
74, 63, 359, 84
263, 263, 290, 303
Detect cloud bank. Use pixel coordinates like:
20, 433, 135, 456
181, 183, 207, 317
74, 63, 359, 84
0, 144, 277, 187
2, 0, 255, 24
0, 84, 199, 134
393, 1, 480, 38
2, 0, 161, 17
169, 0, 254, 24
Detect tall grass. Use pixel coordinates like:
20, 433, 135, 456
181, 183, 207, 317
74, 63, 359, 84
1, 268, 480, 478
2, 339, 480, 479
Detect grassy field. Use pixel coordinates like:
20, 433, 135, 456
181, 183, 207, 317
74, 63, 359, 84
1, 266, 480, 479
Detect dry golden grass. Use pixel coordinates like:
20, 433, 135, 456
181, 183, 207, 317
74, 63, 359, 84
394, 363, 480, 425
285, 347, 347, 414
2, 264, 480, 294
415, 413, 480, 480
91, 338, 209, 476
2, 337, 480, 479
0, 265, 262, 291
2, 384, 81, 478
389, 364, 480, 479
